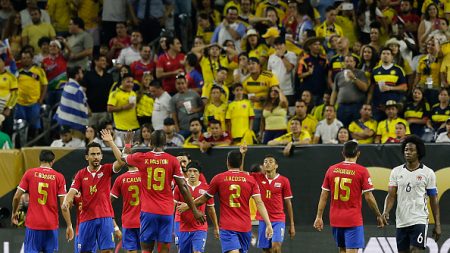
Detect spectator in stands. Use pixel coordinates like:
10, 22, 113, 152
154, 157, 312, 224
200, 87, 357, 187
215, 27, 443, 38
359, 45, 378, 88
2, 13, 22, 58
117, 30, 142, 67
81, 126, 102, 146
73, 0, 101, 47
370, 47, 408, 121
261, 86, 288, 144
137, 123, 152, 147
101, 121, 123, 147
415, 37, 442, 106
243, 57, 279, 133
226, 83, 254, 143
130, 45, 154, 84
0, 56, 16, 137
233, 52, 250, 84
311, 91, 332, 121
204, 85, 228, 129
375, 100, 410, 144
42, 40, 67, 109
0, 114, 12, 149
21, 8, 56, 53
297, 36, 329, 105
47, 0, 71, 36
34, 37, 50, 65
328, 37, 360, 88
107, 73, 140, 141
336, 126, 351, 144
330, 54, 369, 127
385, 122, 408, 143
101, 0, 136, 45
83, 55, 113, 129
241, 29, 269, 67
393, 0, 420, 40
170, 74, 204, 137
66, 17, 94, 70
184, 53, 204, 94
301, 90, 314, 114
268, 37, 297, 107
404, 87, 430, 138
149, 80, 171, 130
136, 72, 154, 126
288, 100, 317, 136
238, 0, 254, 26
313, 105, 343, 144
201, 67, 230, 104
211, 6, 246, 52
50, 128, 83, 147
0, 0, 14, 35
20, 0, 50, 28
435, 118, 450, 142
428, 88, 450, 132
134, 0, 173, 43
418, 3, 439, 52
107, 22, 131, 60
268, 117, 311, 145
54, 66, 88, 136
356, 0, 383, 44
349, 104, 378, 144
199, 119, 232, 153
255, 0, 287, 19
367, 22, 381, 52
392, 22, 416, 67
385, 38, 413, 85
110, 65, 139, 92
428, 18, 450, 44
16, 50, 47, 139
315, 6, 343, 40
197, 13, 215, 44
163, 117, 185, 147
156, 36, 185, 95
183, 117, 203, 148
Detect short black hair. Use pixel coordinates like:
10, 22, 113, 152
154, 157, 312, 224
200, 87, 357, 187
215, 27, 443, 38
227, 150, 242, 168
401, 135, 426, 160
39, 150, 55, 163
189, 117, 202, 125
264, 154, 278, 164
71, 17, 85, 30
186, 160, 202, 172
290, 117, 302, 124
151, 130, 166, 148
67, 66, 82, 79
232, 83, 244, 91
86, 142, 102, 155
38, 37, 51, 48
325, 5, 335, 13
217, 66, 229, 73
177, 152, 191, 160
149, 80, 162, 89
186, 53, 198, 67
396, 122, 407, 129
209, 119, 221, 126
274, 37, 285, 45
380, 46, 393, 55
343, 140, 359, 158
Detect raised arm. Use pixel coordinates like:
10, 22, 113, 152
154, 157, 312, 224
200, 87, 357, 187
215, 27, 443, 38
100, 129, 125, 172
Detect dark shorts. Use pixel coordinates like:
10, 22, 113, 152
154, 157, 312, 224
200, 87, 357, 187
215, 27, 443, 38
396, 224, 428, 251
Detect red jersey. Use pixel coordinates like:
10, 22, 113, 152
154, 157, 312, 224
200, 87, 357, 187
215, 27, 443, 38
156, 53, 185, 94
42, 54, 67, 91
110, 171, 141, 228
207, 170, 260, 232
173, 173, 207, 222
70, 164, 115, 223
321, 161, 374, 227
198, 131, 232, 144
109, 36, 131, 59
18, 167, 67, 230
74, 194, 82, 235
252, 173, 293, 222
130, 60, 155, 83
174, 182, 214, 232
126, 151, 184, 215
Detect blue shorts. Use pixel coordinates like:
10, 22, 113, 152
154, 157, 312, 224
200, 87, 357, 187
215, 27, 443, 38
332, 226, 365, 249
78, 217, 115, 252
396, 224, 428, 251
174, 221, 181, 245
179, 231, 207, 253
123, 227, 141, 251
24, 228, 58, 253
74, 234, 98, 253
140, 212, 173, 243
15, 103, 41, 129
257, 221, 285, 248
219, 229, 252, 253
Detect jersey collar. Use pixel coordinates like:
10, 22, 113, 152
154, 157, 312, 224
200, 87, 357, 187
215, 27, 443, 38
403, 163, 424, 171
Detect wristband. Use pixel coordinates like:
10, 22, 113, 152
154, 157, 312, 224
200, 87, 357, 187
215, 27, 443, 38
114, 226, 119, 231
125, 144, 132, 148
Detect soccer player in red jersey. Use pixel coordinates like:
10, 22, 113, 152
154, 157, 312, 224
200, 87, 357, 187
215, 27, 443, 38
314, 140, 387, 253
11, 150, 74, 253
252, 155, 295, 253
124, 130, 205, 253
174, 161, 219, 253
111, 165, 141, 253
179, 150, 273, 253
63, 130, 125, 253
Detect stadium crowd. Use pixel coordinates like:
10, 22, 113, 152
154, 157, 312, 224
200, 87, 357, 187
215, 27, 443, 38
0, 0, 450, 150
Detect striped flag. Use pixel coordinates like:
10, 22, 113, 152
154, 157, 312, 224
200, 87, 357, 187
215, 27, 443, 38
0, 39, 18, 76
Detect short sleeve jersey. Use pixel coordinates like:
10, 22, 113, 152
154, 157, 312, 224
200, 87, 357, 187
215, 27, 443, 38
388, 164, 437, 228
17, 66, 48, 105
18, 167, 66, 230
242, 71, 279, 110
110, 171, 141, 229
70, 163, 115, 223
225, 99, 255, 139
156, 53, 185, 94
206, 170, 260, 232
126, 151, 184, 215
321, 161, 374, 227
252, 173, 293, 222
107, 88, 140, 131
174, 182, 214, 232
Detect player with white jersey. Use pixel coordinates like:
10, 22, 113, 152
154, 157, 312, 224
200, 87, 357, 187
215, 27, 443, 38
383, 135, 441, 253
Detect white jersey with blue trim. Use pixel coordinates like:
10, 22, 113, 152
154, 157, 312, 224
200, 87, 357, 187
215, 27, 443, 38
388, 163, 437, 228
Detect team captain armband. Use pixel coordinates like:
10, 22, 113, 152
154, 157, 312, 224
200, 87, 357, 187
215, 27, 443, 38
426, 188, 438, 196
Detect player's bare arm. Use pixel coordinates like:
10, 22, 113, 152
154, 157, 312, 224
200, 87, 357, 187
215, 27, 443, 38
363, 191, 387, 228
177, 193, 209, 212
314, 189, 330, 232
429, 195, 441, 242
382, 186, 397, 221
58, 195, 74, 241
100, 129, 125, 172
253, 194, 273, 239
11, 188, 24, 225
284, 198, 296, 239
62, 188, 78, 211
206, 205, 220, 239
174, 176, 206, 224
